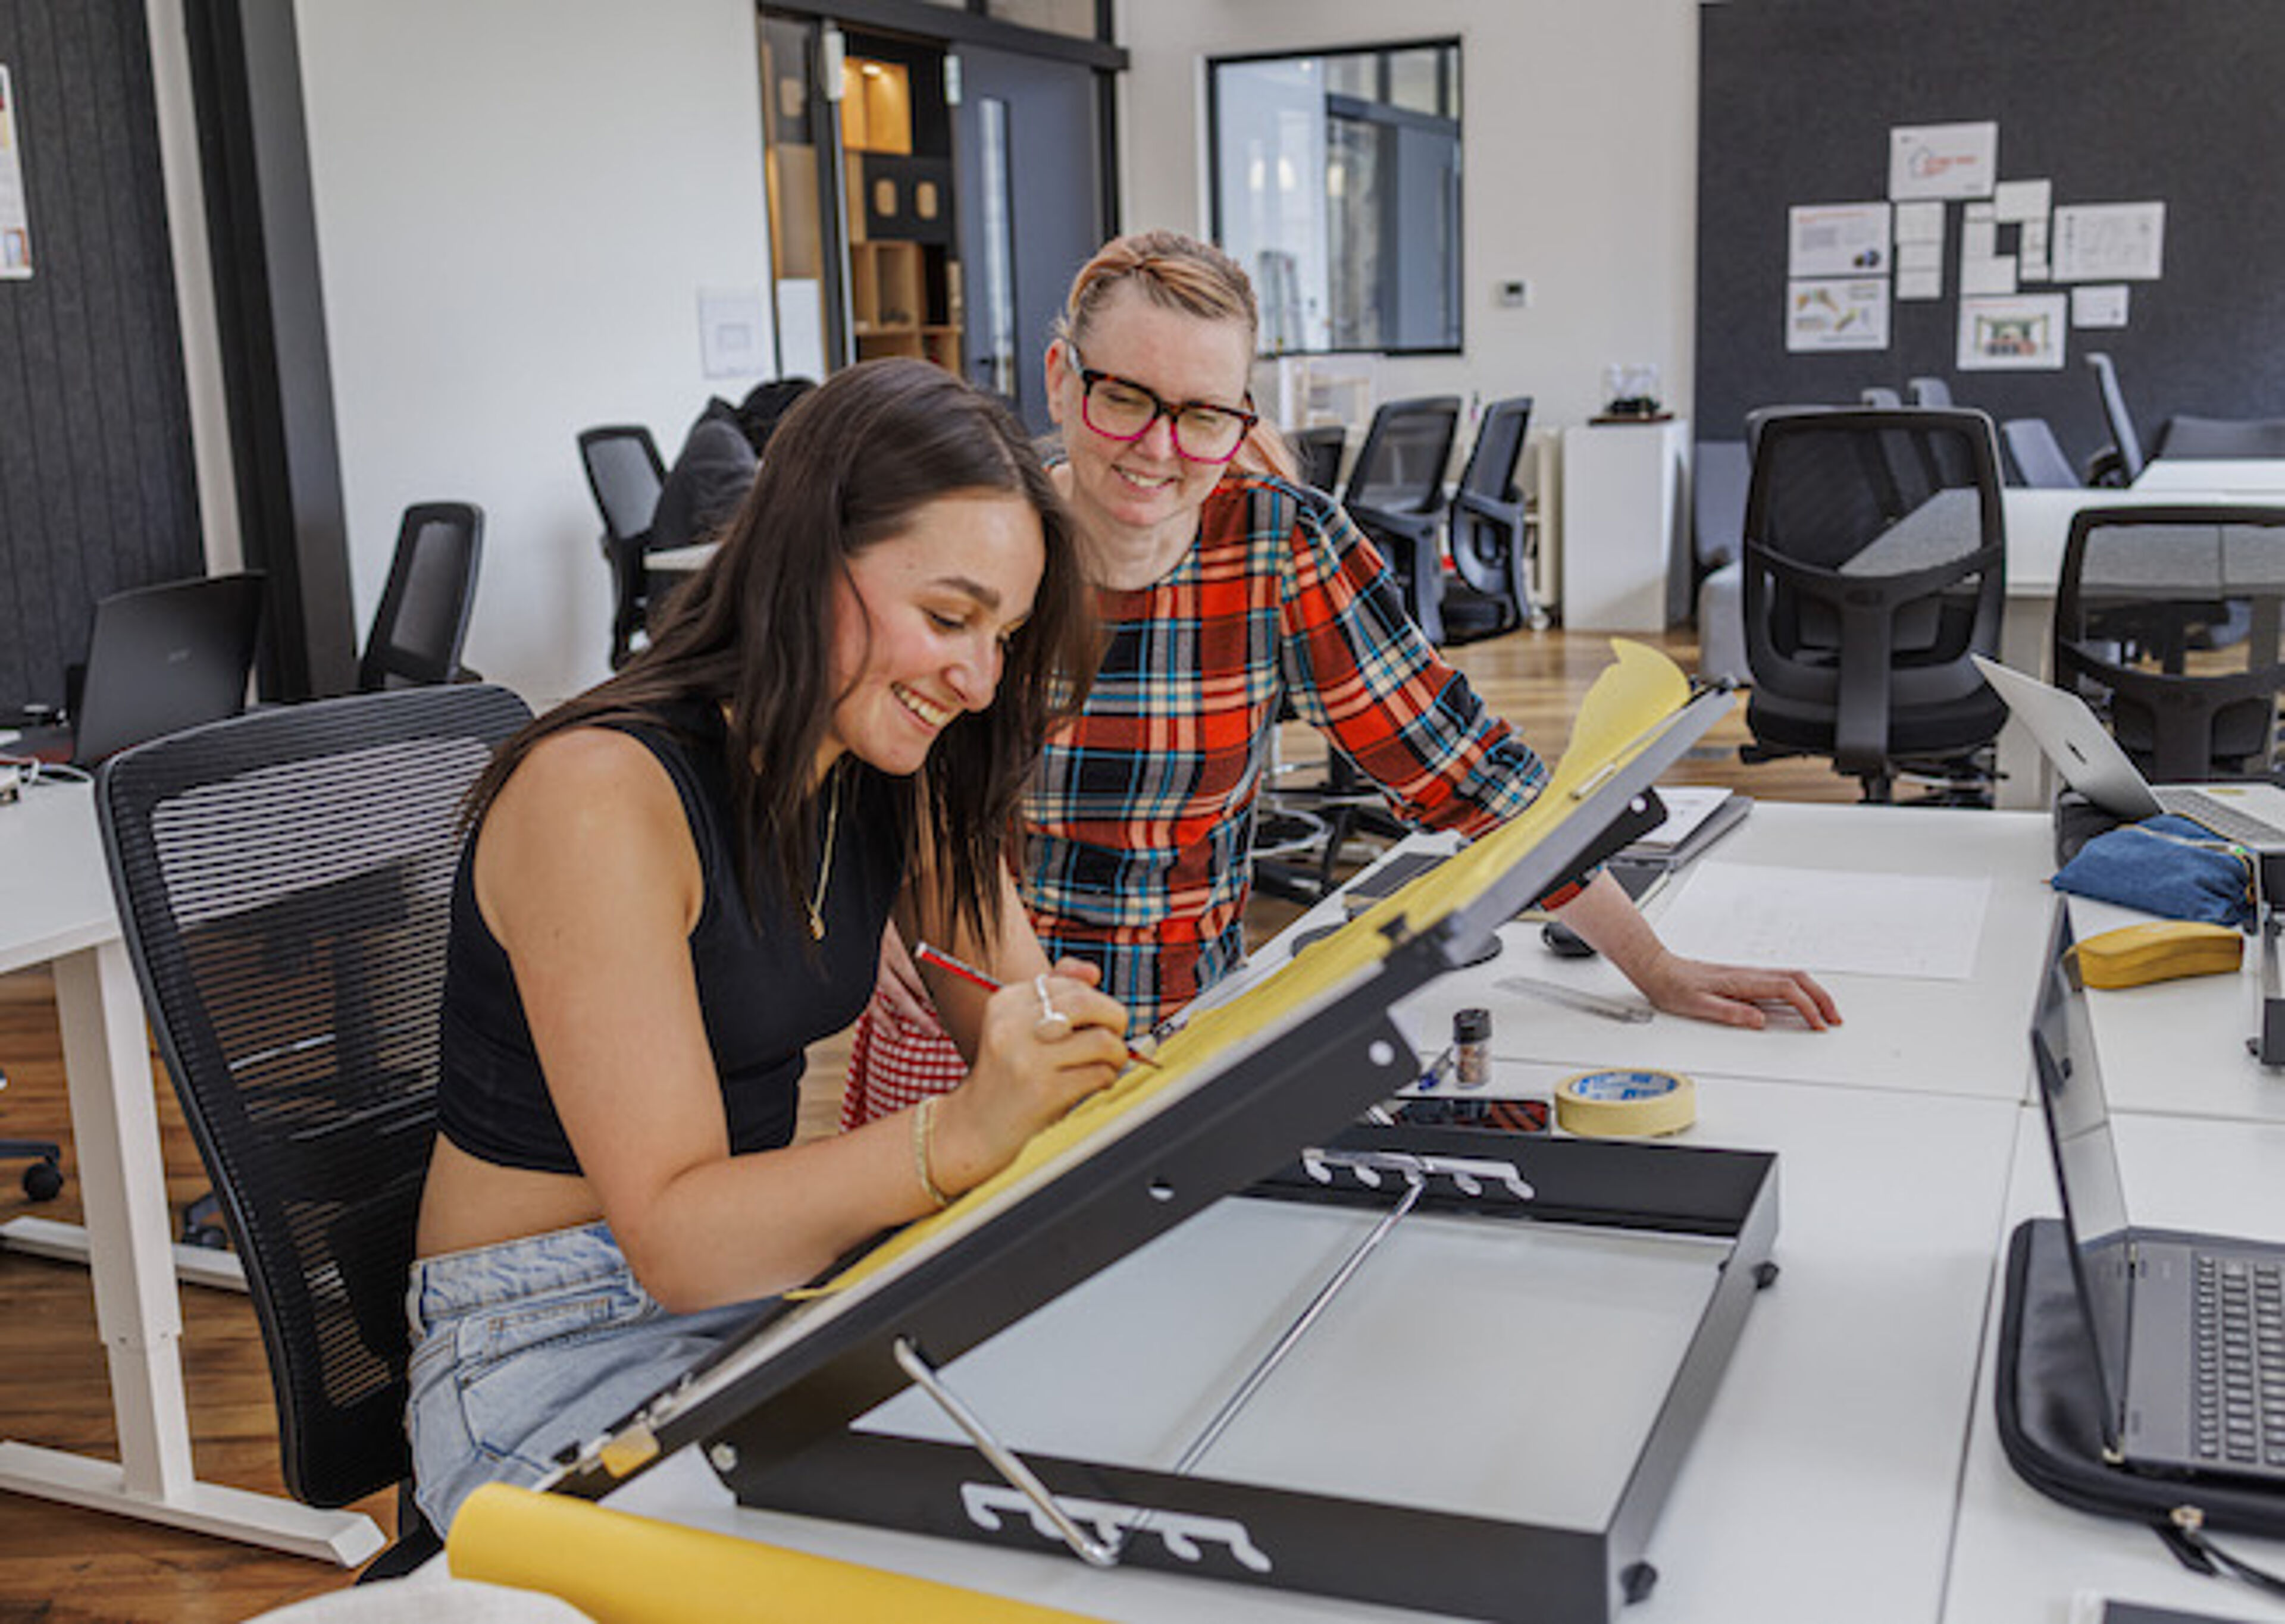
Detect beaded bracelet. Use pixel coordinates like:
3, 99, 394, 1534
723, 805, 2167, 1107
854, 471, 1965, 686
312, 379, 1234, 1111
912, 1096, 951, 1211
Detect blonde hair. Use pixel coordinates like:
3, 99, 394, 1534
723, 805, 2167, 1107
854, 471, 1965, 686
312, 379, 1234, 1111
1056, 230, 1298, 483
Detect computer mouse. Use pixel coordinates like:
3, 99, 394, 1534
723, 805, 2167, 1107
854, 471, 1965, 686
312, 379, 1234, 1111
1541, 920, 1598, 959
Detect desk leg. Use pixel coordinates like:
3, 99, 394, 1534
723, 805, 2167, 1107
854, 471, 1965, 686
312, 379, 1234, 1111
1995, 597, 2052, 811
0, 939, 382, 1566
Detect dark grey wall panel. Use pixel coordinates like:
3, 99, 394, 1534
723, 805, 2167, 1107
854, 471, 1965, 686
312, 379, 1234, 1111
0, 0, 202, 710
1695, 0, 2285, 472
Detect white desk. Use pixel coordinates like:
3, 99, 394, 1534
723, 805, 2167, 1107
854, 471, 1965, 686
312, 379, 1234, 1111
0, 783, 382, 1563
575, 1074, 2026, 1624
421, 800, 2285, 1622
1943, 1112, 2285, 1624
2065, 895, 2285, 1127
2132, 458, 2285, 496
644, 542, 715, 575
1381, 804, 2056, 1102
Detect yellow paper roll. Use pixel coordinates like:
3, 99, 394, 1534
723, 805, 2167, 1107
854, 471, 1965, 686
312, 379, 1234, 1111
1554, 1068, 1696, 1137
447, 1482, 1108, 1623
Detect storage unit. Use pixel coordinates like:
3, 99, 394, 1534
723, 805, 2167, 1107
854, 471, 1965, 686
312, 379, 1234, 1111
1560, 417, 1691, 632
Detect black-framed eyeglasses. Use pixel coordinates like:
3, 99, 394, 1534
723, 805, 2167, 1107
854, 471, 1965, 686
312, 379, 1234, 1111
1070, 351, 1259, 465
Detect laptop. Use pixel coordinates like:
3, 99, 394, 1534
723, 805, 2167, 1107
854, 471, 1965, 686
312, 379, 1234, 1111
3, 575, 264, 768
2031, 909, 2285, 1484
1974, 653, 2285, 854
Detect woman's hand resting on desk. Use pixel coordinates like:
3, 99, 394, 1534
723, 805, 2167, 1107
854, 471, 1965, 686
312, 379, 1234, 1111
928, 961, 1129, 1196
1623, 950, 1840, 1031
1551, 870, 1841, 1032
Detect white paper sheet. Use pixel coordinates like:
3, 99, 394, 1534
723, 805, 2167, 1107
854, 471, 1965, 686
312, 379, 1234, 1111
2054, 202, 2167, 281
1890, 121, 1998, 201
1789, 202, 1892, 278
1654, 863, 1991, 982
2071, 284, 2129, 328
1992, 178, 2052, 223
1786, 277, 1890, 352
1894, 200, 1946, 244
0, 67, 31, 278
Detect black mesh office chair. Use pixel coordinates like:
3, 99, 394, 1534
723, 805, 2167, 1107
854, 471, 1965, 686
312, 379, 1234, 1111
2085, 352, 2146, 486
96, 683, 533, 1572
1292, 425, 1346, 492
359, 503, 484, 691
2001, 418, 2081, 489
1738, 407, 2009, 802
1438, 396, 1542, 644
1342, 396, 1462, 642
2051, 505, 2285, 782
577, 425, 667, 669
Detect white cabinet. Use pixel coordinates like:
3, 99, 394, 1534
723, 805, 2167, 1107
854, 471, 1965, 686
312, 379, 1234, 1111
1559, 418, 1690, 632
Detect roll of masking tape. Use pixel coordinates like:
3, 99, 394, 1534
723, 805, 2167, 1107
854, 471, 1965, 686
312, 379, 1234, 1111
1554, 1068, 1695, 1137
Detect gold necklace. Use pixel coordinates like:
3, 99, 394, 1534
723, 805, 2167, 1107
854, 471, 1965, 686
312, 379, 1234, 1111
805, 770, 844, 940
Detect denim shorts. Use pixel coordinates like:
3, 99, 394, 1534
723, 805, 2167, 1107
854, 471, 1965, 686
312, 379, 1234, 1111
405, 1221, 765, 1533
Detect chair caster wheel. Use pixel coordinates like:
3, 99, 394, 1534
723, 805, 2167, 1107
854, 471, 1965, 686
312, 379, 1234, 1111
1620, 1560, 1658, 1603
23, 1158, 63, 1203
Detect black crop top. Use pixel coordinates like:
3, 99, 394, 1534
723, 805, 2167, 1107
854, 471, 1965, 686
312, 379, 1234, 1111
437, 704, 905, 1174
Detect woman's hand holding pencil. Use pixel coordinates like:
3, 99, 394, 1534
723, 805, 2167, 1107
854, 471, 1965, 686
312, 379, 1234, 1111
907, 943, 1139, 1201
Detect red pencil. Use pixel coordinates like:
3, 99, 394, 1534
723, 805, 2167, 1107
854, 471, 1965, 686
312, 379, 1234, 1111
912, 942, 1159, 1069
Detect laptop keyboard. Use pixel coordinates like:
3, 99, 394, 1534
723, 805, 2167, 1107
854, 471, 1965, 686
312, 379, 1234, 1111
2192, 1253, 2285, 1468
2157, 788, 2285, 849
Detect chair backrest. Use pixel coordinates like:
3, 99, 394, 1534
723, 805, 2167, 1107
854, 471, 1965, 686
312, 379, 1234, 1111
2084, 353, 2146, 482
73, 573, 266, 766
1741, 407, 2008, 775
359, 503, 483, 691
96, 685, 533, 1508
1860, 386, 1903, 409
1291, 424, 1346, 491
2152, 414, 2285, 460
1342, 395, 1462, 515
2001, 418, 2081, 488
2051, 504, 2285, 782
1445, 397, 1535, 606
579, 425, 668, 668
1905, 377, 1953, 409
1454, 396, 1533, 508
576, 425, 666, 544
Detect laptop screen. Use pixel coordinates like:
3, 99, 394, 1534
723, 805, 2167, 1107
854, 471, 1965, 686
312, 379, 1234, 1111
2029, 907, 2137, 1435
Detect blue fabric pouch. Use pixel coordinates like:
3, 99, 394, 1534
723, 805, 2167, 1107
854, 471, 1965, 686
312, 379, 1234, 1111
2049, 813, 2256, 927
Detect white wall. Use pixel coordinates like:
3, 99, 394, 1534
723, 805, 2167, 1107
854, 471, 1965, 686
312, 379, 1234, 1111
293, 0, 776, 703
1113, 0, 1699, 437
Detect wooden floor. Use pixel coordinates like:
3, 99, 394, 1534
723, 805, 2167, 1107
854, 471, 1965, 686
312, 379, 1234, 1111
0, 626, 1858, 1623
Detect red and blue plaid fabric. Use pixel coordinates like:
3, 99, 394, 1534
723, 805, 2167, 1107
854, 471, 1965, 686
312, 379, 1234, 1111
841, 475, 1566, 1126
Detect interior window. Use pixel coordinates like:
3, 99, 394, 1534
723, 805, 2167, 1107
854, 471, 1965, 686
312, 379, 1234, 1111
1211, 40, 1462, 355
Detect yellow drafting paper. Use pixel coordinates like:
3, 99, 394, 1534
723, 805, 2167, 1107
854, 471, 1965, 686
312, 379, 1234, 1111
817, 638, 1694, 1295
447, 1482, 1110, 1623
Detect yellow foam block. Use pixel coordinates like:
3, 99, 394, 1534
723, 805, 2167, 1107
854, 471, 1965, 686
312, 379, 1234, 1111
446, 1482, 1108, 1623
2073, 920, 2243, 989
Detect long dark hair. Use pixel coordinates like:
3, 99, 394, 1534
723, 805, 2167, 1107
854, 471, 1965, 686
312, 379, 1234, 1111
473, 359, 1096, 947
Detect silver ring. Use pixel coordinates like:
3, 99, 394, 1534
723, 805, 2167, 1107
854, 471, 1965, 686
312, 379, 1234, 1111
1033, 973, 1072, 1039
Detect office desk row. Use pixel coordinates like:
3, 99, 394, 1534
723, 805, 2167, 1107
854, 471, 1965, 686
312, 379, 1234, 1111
10, 776, 2283, 1616
549, 802, 2285, 1621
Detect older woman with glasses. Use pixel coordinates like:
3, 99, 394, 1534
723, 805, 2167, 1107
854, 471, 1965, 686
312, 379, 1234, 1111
843, 230, 1836, 1127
